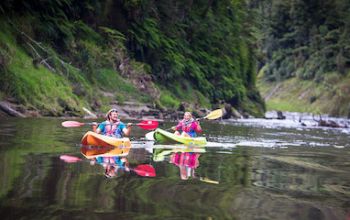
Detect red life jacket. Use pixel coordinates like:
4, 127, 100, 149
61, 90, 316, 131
181, 119, 194, 132
176, 119, 201, 137
104, 120, 120, 136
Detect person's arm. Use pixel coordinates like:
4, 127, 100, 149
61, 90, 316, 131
194, 121, 202, 133
122, 123, 132, 136
94, 122, 103, 133
172, 121, 182, 131
122, 158, 130, 171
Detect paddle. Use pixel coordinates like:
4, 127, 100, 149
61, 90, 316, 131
61, 121, 95, 127
105, 164, 156, 178
199, 177, 219, 184
59, 155, 156, 177
132, 164, 156, 177
59, 155, 82, 163
145, 109, 223, 140
136, 120, 159, 130
197, 109, 223, 121
62, 120, 158, 130
106, 164, 156, 178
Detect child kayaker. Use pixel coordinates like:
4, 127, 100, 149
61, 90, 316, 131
172, 112, 202, 137
93, 109, 132, 137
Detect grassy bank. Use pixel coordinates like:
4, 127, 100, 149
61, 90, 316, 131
257, 72, 350, 117
0, 18, 155, 116
0, 20, 87, 115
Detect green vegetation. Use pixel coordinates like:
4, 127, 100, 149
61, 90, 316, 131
0, 0, 265, 117
159, 91, 180, 109
158, 81, 211, 110
1, 0, 349, 117
250, 0, 350, 116
128, 0, 263, 114
0, 22, 87, 115
95, 68, 143, 100
257, 73, 350, 116
251, 0, 350, 81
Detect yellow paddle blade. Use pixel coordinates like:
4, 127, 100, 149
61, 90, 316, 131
204, 109, 223, 120
199, 177, 219, 184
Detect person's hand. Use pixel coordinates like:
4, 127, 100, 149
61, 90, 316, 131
92, 122, 99, 126
127, 123, 133, 128
92, 122, 98, 132
171, 126, 176, 130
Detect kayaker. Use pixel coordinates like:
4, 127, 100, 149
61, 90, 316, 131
93, 109, 132, 137
172, 112, 202, 137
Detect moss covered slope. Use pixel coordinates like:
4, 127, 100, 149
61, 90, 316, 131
0, 1, 265, 117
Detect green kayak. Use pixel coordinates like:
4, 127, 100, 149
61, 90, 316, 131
153, 128, 207, 146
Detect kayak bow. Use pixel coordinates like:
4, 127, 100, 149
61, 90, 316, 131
81, 131, 131, 148
153, 128, 207, 146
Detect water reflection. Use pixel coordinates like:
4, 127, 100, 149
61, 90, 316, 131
92, 155, 130, 178
79, 145, 156, 178
0, 118, 349, 219
153, 146, 206, 181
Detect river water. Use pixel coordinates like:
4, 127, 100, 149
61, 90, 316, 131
0, 116, 349, 220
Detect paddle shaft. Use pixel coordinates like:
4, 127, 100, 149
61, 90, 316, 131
62, 120, 158, 130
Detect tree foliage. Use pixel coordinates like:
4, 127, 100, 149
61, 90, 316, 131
0, 0, 265, 115
123, 0, 261, 109
251, 0, 350, 81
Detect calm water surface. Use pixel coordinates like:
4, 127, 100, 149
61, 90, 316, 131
0, 117, 349, 220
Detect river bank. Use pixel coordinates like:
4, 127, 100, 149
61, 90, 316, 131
227, 111, 350, 132
257, 75, 350, 118
2, 97, 349, 134
0, 99, 212, 121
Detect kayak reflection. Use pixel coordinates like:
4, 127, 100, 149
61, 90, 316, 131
80, 145, 130, 159
81, 145, 156, 178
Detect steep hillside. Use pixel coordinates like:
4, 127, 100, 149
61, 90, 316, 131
0, 18, 154, 116
0, 0, 265, 117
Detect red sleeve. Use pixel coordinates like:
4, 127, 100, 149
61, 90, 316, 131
175, 121, 182, 131
193, 121, 202, 133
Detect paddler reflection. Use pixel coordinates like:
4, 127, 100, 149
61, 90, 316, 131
81, 145, 156, 178
170, 152, 200, 180
153, 146, 205, 180
90, 156, 129, 178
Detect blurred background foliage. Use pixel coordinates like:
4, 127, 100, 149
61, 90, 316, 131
250, 0, 350, 116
